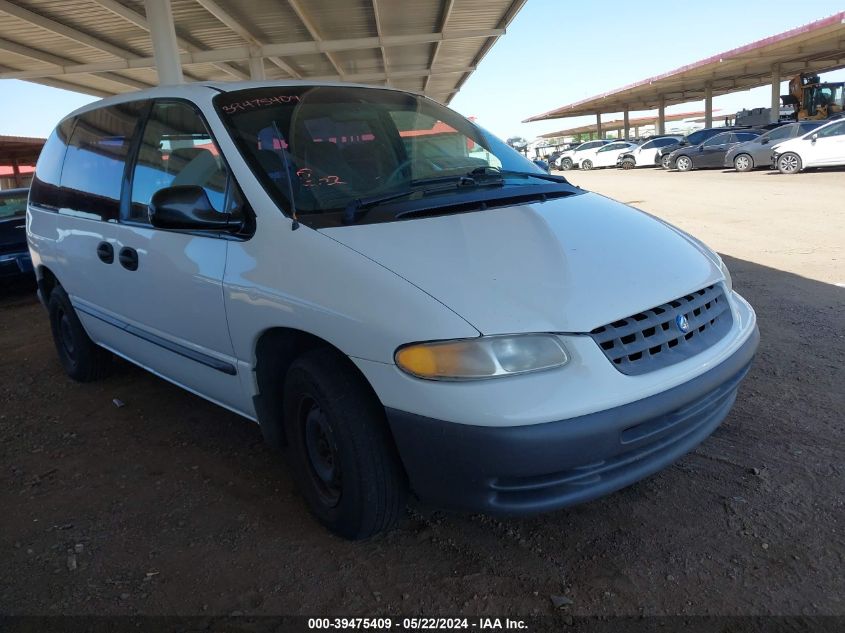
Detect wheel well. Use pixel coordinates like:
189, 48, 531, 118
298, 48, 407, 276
252, 328, 383, 450
37, 266, 59, 305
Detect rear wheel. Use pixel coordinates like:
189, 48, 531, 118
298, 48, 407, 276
581, 159, 593, 170
48, 286, 112, 382
282, 348, 407, 539
560, 157, 573, 170
777, 152, 802, 174
733, 154, 753, 172
675, 155, 693, 172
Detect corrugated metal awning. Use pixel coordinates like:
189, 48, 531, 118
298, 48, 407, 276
0, 0, 526, 104
524, 12, 845, 122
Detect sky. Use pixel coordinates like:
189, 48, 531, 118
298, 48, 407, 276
0, 1, 843, 141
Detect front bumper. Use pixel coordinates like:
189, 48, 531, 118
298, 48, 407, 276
0, 251, 33, 278
386, 325, 759, 514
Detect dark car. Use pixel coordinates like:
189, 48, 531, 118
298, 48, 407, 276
724, 121, 824, 171
0, 188, 32, 282
657, 127, 755, 169
665, 130, 762, 171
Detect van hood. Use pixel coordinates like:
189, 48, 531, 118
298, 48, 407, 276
322, 192, 722, 334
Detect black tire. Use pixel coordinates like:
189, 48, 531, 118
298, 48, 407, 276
777, 152, 802, 174
733, 154, 754, 172
581, 159, 593, 170
282, 347, 407, 539
660, 154, 672, 169
620, 159, 635, 170
675, 155, 693, 172
561, 157, 573, 170
48, 286, 112, 382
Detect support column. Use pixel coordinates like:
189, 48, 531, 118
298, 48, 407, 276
596, 112, 602, 139
770, 63, 781, 123
634, 125, 639, 137
704, 81, 713, 128
623, 108, 630, 140
144, 0, 183, 85
657, 96, 665, 134
248, 50, 266, 80
12, 158, 22, 188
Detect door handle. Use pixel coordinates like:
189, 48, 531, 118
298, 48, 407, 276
96, 241, 114, 264
118, 247, 139, 271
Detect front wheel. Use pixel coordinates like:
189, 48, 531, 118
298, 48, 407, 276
581, 159, 593, 170
560, 157, 573, 170
733, 154, 753, 172
620, 159, 635, 170
675, 155, 693, 172
282, 348, 407, 539
48, 286, 112, 382
777, 152, 802, 174
660, 154, 672, 169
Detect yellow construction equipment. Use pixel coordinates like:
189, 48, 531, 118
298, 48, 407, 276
782, 73, 845, 120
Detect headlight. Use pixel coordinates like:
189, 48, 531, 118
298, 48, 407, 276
395, 335, 569, 381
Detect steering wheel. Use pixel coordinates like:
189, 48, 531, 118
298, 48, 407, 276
381, 158, 439, 188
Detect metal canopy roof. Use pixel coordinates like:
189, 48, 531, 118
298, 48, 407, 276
524, 11, 845, 122
538, 110, 723, 139
0, 134, 44, 164
0, 0, 526, 104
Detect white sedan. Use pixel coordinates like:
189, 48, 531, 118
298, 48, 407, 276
772, 118, 845, 173
577, 141, 638, 169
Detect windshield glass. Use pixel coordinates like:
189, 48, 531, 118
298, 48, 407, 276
215, 86, 549, 226
0, 192, 27, 218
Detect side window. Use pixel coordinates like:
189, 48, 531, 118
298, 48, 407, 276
60, 102, 144, 221
816, 121, 845, 138
736, 133, 758, 142
130, 101, 228, 223
640, 140, 655, 150
29, 119, 74, 210
767, 126, 794, 141
703, 133, 730, 147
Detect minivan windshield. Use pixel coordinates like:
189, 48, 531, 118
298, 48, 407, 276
215, 86, 571, 227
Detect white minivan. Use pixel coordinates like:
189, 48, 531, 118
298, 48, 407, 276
772, 117, 845, 173
28, 82, 759, 539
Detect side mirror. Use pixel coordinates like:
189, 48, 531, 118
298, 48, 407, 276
811, 133, 819, 141
761, 138, 769, 144
698, 145, 705, 152
149, 186, 242, 232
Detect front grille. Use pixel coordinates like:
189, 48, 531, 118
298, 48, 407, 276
590, 284, 732, 376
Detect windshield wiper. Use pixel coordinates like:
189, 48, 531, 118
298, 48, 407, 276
343, 176, 503, 224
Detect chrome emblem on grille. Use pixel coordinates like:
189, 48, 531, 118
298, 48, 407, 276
676, 314, 690, 333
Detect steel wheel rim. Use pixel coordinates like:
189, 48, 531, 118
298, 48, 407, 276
300, 395, 342, 507
780, 154, 798, 172
735, 155, 750, 170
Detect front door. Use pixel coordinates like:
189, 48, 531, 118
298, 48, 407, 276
807, 121, 845, 166
78, 100, 249, 415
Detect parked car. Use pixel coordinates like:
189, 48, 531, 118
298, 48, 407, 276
1, 187, 33, 283
555, 139, 612, 170
665, 130, 762, 171
617, 135, 683, 169
657, 127, 754, 169
28, 83, 758, 539
577, 141, 637, 169
771, 117, 845, 174
725, 121, 824, 171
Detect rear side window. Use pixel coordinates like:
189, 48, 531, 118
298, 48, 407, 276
29, 119, 74, 210
735, 132, 758, 142
60, 102, 145, 221
130, 101, 228, 222
654, 138, 679, 147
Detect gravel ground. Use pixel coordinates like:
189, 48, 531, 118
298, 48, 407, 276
1, 167, 843, 619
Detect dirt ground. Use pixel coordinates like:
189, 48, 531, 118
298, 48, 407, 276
1, 167, 844, 619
